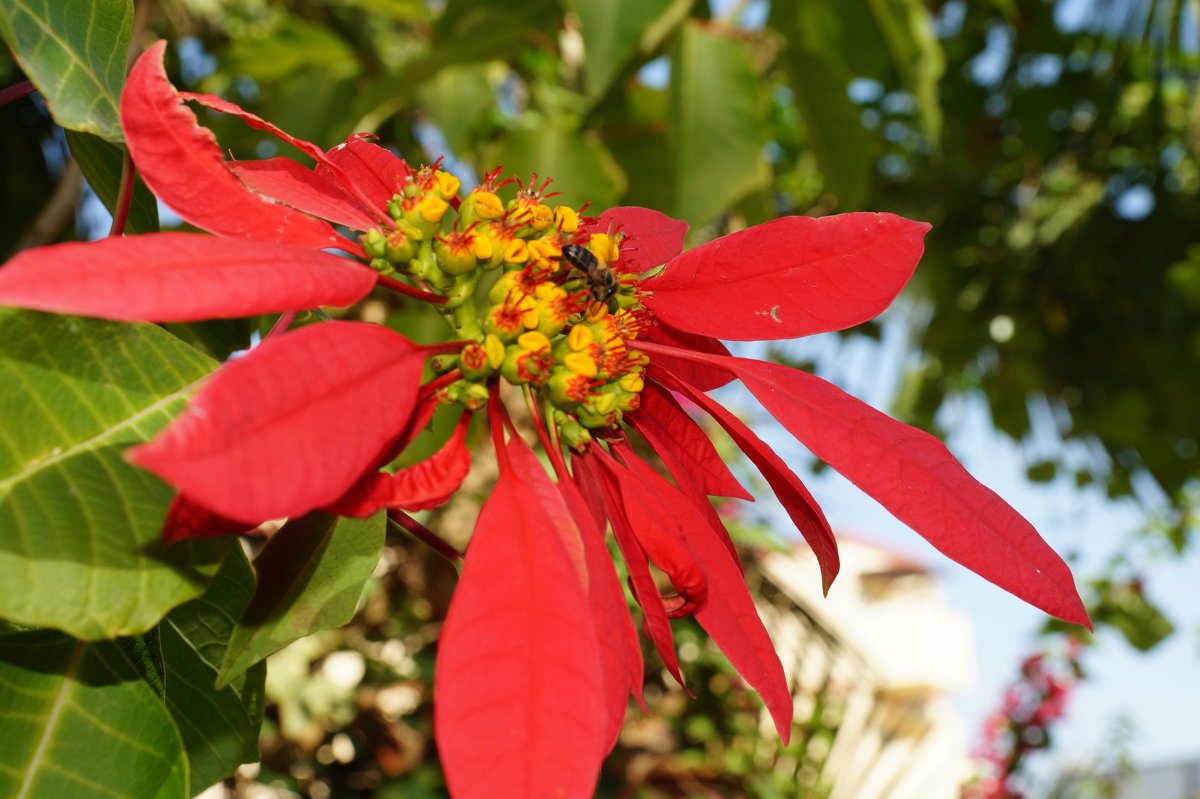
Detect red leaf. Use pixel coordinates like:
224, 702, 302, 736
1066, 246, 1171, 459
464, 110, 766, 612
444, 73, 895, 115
121, 42, 345, 250
128, 322, 425, 524
595, 446, 708, 616
613, 445, 794, 743
327, 411, 473, 518
658, 371, 840, 594
576, 451, 687, 689
178, 90, 331, 164
318, 139, 411, 218
722, 355, 1091, 627
161, 494, 255, 543
179, 92, 391, 230
435, 436, 606, 799
0, 233, 377, 322
642, 213, 930, 340
557, 473, 645, 744
229, 158, 378, 231
629, 381, 752, 501
640, 320, 734, 391
591, 206, 688, 272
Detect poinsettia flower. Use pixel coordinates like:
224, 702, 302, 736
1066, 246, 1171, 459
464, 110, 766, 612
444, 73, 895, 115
0, 40, 1091, 799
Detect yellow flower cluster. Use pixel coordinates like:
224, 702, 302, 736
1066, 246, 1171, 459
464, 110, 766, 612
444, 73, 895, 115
360, 165, 649, 448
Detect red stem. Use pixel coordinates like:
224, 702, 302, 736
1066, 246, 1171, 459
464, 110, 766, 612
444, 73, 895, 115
527, 397, 571, 482
627, 337, 721, 366
265, 311, 298, 340
0, 80, 35, 108
419, 339, 471, 357
376, 274, 448, 304
387, 509, 463, 562
108, 147, 136, 236
419, 369, 463, 399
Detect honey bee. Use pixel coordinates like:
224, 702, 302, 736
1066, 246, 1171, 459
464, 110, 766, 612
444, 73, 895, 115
560, 243, 618, 303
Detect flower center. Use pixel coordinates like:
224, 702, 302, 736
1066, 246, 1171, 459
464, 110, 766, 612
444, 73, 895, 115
360, 167, 649, 449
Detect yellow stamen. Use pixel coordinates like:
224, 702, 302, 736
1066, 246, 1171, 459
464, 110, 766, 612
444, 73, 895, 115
472, 191, 505, 219
418, 196, 449, 223
564, 352, 598, 378
567, 324, 594, 351
503, 239, 529, 264
554, 205, 580, 233
518, 331, 552, 353
484, 334, 506, 368
436, 171, 461, 200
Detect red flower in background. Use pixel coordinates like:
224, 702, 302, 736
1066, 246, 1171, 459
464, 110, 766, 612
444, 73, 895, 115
0, 41, 1091, 799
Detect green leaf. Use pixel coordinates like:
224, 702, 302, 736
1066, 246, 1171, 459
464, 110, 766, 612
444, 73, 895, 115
1098, 587, 1175, 652
598, 83, 675, 212
117, 627, 165, 699
483, 127, 626, 210
162, 547, 265, 795
217, 512, 385, 686
563, 0, 691, 98
220, 15, 359, 83
668, 22, 770, 227
0, 309, 227, 640
431, 0, 559, 67
863, 0, 944, 141
324, 0, 430, 21
769, 4, 878, 211
0, 0, 132, 143
64, 130, 159, 234
0, 630, 188, 799
417, 64, 496, 155
790, 52, 877, 211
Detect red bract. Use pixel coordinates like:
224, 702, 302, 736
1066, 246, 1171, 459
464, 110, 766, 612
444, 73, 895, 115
0, 39, 1091, 799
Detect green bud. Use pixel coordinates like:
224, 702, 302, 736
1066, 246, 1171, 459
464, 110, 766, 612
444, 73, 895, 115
556, 414, 592, 450
361, 228, 387, 258
436, 239, 478, 276
547, 367, 584, 408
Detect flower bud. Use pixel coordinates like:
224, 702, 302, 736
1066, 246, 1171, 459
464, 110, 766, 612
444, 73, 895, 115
435, 238, 478, 276
459, 343, 493, 380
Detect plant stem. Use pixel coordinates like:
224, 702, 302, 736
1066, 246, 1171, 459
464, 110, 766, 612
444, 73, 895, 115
387, 510, 463, 562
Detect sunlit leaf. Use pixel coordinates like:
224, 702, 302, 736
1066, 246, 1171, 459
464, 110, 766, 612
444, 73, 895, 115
0, 309, 227, 640
0, 0, 131, 142
122, 42, 346, 250
614, 447, 794, 742
0, 234, 379, 322
128, 322, 425, 524
643, 213, 930, 340
726, 355, 1090, 627
630, 382, 752, 501
556, 473, 643, 748
655, 371, 839, 593
0, 631, 188, 799
593, 205, 688, 271
327, 411, 472, 518
435, 435, 606, 799
580, 451, 686, 688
